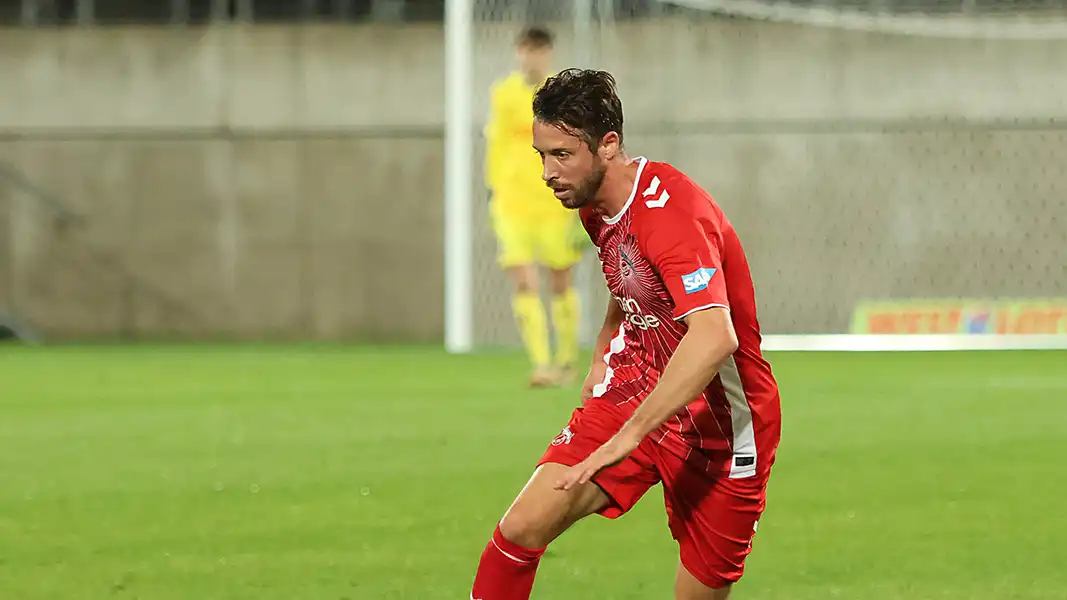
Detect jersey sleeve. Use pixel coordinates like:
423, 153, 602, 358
636, 193, 728, 321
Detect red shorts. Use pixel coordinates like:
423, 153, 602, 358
539, 396, 773, 589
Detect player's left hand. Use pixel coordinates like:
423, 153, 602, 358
554, 429, 643, 491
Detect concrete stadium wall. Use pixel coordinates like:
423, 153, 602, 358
0, 21, 1064, 341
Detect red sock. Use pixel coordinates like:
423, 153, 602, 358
471, 524, 546, 600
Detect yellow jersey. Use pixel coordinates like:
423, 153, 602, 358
484, 72, 573, 222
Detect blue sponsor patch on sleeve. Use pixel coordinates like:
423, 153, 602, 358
681, 267, 717, 294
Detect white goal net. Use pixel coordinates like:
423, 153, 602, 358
451, 0, 1067, 351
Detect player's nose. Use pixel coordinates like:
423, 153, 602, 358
542, 162, 558, 184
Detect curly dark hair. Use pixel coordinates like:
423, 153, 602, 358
533, 68, 624, 151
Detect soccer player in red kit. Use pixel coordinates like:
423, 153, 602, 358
470, 69, 782, 600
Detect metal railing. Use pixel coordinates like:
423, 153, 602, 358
1, 0, 448, 25
4, 0, 1065, 26
0, 159, 216, 340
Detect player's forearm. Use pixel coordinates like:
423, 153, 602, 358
620, 312, 738, 439
590, 299, 625, 365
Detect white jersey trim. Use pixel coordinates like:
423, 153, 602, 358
592, 324, 627, 398
491, 538, 536, 564
674, 303, 729, 321
602, 156, 649, 224
719, 355, 758, 479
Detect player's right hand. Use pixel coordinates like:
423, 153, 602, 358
580, 360, 609, 405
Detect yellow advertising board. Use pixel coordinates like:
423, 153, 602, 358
850, 299, 1067, 335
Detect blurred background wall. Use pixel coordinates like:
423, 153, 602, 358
0, 0, 1064, 342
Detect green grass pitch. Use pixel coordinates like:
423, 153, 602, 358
1, 345, 1065, 599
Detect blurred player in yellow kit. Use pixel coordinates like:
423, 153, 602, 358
485, 26, 582, 388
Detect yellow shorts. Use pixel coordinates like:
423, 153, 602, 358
491, 207, 584, 270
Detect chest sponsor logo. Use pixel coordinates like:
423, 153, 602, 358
615, 295, 662, 330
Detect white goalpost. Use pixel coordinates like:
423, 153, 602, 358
444, 0, 474, 354
444, 0, 1067, 354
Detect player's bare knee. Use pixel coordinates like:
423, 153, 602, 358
549, 268, 572, 294
510, 265, 538, 294
497, 501, 558, 549
514, 278, 536, 295
675, 581, 731, 600
498, 498, 570, 548
675, 563, 733, 600
498, 465, 607, 549
498, 492, 600, 549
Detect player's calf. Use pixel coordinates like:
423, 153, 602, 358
471, 463, 609, 600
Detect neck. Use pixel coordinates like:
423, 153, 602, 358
592, 154, 639, 220
524, 71, 544, 86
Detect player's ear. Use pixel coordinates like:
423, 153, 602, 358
599, 131, 621, 160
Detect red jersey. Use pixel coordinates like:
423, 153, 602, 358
581, 157, 781, 479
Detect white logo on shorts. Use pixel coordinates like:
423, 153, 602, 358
551, 426, 574, 446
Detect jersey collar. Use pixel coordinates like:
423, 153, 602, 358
602, 156, 649, 224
